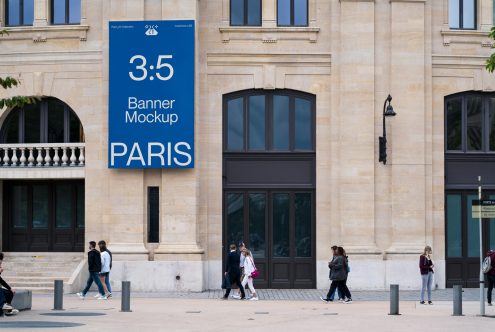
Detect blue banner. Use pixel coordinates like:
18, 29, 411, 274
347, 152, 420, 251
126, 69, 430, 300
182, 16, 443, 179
109, 20, 194, 168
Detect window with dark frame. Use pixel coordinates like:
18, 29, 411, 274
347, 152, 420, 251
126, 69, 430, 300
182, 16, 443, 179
147, 187, 160, 243
445, 93, 495, 153
449, 0, 476, 30
0, 98, 85, 144
51, 0, 81, 25
230, 0, 261, 26
277, 0, 308, 27
5, 0, 34, 26
225, 90, 315, 152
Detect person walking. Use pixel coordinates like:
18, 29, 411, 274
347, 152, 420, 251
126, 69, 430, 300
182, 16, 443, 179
232, 242, 246, 299
320, 246, 352, 303
77, 241, 107, 300
0, 253, 18, 316
485, 249, 495, 306
241, 249, 258, 301
419, 245, 434, 305
97, 241, 112, 298
325, 246, 341, 301
222, 244, 246, 300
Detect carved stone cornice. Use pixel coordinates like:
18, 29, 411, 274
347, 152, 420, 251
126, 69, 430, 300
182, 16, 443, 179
0, 25, 90, 42
440, 29, 493, 47
219, 27, 320, 44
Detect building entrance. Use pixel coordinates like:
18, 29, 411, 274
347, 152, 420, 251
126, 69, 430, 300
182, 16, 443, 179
225, 190, 315, 288
3, 180, 85, 252
222, 89, 316, 288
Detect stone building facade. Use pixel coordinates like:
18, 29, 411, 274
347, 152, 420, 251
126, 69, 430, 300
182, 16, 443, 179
0, 0, 494, 291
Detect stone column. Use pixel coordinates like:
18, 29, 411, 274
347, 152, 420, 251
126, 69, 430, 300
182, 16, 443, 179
155, 1, 204, 290
263, 0, 276, 27
480, 0, 493, 32
99, 0, 148, 260
33, 0, 48, 27
0, 0, 4, 27
338, 0, 380, 255
80, 0, 88, 25
385, 0, 428, 286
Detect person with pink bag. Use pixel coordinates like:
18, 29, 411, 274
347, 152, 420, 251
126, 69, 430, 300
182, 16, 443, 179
241, 249, 259, 301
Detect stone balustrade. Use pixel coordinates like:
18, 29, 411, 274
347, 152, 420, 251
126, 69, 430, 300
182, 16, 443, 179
0, 143, 85, 167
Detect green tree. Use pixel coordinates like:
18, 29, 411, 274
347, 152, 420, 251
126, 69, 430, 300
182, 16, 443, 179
486, 27, 495, 73
0, 29, 38, 109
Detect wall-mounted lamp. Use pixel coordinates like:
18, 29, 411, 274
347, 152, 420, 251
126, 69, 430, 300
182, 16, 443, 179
379, 94, 396, 165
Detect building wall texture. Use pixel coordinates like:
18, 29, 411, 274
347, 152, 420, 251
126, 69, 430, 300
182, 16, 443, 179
1, 0, 494, 291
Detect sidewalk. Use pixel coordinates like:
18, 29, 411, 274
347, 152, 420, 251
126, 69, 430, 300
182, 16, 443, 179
0, 290, 493, 332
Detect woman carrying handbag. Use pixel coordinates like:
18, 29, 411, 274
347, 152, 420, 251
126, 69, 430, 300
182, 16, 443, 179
242, 249, 259, 301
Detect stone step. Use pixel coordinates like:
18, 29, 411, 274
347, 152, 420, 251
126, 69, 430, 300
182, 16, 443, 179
3, 263, 81, 269
5, 276, 71, 283
2, 253, 83, 259
0, 253, 85, 293
2, 272, 76, 280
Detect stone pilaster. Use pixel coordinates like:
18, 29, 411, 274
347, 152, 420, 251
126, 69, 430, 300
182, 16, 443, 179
155, 0, 204, 259
386, 0, 427, 255
33, 0, 48, 27
339, 0, 380, 254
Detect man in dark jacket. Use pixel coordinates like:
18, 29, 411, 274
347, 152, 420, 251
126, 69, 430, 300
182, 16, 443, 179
487, 249, 495, 306
76, 241, 107, 300
222, 244, 245, 300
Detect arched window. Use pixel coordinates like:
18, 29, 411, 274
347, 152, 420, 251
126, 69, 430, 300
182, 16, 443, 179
0, 97, 84, 144
445, 92, 495, 153
224, 89, 315, 152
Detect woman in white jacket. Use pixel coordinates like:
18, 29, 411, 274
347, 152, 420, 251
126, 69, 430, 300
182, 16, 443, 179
241, 249, 258, 301
99, 243, 111, 298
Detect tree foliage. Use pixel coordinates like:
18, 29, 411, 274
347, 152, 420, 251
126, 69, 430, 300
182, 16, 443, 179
486, 27, 495, 73
0, 29, 39, 109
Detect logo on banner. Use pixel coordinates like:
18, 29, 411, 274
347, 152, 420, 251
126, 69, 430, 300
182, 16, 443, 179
145, 25, 159, 36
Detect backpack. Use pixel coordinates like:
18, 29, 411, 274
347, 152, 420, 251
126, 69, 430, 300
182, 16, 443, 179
482, 255, 492, 274
106, 249, 113, 270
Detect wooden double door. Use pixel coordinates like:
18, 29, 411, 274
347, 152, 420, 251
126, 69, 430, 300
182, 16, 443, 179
3, 180, 85, 252
224, 190, 315, 288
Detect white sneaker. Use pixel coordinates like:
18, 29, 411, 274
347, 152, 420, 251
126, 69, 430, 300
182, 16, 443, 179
5, 309, 18, 316
232, 294, 241, 299
2, 303, 13, 310
106, 293, 112, 298
343, 299, 353, 304
94, 293, 100, 298
76, 292, 86, 299
249, 297, 259, 301
97, 295, 108, 300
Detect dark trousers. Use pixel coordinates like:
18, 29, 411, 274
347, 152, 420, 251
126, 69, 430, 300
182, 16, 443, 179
1, 288, 14, 304
224, 273, 245, 298
487, 274, 495, 304
326, 280, 352, 300
0, 288, 6, 307
82, 271, 105, 296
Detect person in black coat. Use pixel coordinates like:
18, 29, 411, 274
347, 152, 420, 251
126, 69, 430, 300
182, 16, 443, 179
222, 244, 245, 300
76, 241, 107, 299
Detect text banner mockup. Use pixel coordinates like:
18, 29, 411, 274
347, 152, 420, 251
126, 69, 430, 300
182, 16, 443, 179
109, 20, 194, 168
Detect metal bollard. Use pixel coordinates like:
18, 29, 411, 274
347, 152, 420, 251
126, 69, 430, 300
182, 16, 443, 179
121, 281, 131, 312
453, 284, 463, 316
389, 284, 400, 315
53, 280, 64, 310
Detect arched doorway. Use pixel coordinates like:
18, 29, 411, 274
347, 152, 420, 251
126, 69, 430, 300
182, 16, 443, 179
444, 92, 495, 287
1, 97, 85, 252
223, 89, 316, 288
